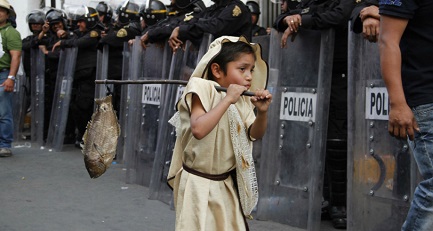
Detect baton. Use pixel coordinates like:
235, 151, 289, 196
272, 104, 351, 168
95, 79, 256, 97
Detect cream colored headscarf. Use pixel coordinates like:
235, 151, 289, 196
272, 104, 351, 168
191, 35, 269, 91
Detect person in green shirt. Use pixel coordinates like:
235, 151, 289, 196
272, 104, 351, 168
0, 0, 21, 157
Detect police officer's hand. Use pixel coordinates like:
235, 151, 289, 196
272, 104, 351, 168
281, 27, 295, 48
140, 33, 149, 49
39, 45, 48, 55
52, 41, 61, 52
169, 27, 183, 53
39, 22, 50, 40
284, 14, 302, 33
57, 29, 66, 39
42, 21, 50, 33
388, 102, 419, 141
362, 17, 380, 43
128, 39, 134, 46
1, 78, 14, 92
360, 5, 379, 21
101, 30, 107, 38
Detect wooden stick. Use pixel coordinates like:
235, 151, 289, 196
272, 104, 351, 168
95, 79, 255, 96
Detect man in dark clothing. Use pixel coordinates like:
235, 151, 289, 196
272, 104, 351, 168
52, 6, 102, 147
22, 10, 45, 78
95, 1, 113, 32
274, 0, 355, 229
98, 0, 141, 112
246, 1, 267, 37
379, 1, 433, 230
168, 0, 252, 52
38, 8, 76, 143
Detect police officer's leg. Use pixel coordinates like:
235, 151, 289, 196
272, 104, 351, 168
70, 68, 96, 146
325, 72, 348, 229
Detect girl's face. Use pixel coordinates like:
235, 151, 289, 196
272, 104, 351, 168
218, 52, 255, 90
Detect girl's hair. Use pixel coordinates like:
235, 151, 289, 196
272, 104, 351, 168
207, 41, 256, 81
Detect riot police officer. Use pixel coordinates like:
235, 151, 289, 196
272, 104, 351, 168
95, 1, 114, 35
38, 8, 76, 143
142, 0, 168, 28
22, 10, 45, 78
246, 1, 267, 37
168, 0, 252, 52
54, 6, 103, 147
98, 0, 141, 113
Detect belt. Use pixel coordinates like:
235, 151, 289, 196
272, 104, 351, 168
182, 163, 234, 181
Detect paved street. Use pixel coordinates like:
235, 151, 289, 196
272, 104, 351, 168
0, 144, 337, 231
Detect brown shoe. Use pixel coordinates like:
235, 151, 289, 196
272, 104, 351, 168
0, 148, 12, 157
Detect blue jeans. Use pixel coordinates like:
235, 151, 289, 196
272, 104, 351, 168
402, 103, 433, 231
0, 71, 13, 148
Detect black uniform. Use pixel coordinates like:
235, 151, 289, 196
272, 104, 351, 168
98, 22, 141, 112
252, 24, 267, 37
60, 28, 101, 142
178, 0, 252, 44
146, 9, 201, 44
274, 0, 355, 229
285, 0, 301, 11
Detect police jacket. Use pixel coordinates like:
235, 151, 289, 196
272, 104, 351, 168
146, 8, 201, 44
178, 0, 252, 43
60, 29, 100, 72
274, 0, 355, 31
350, 0, 378, 33
252, 25, 267, 37
98, 21, 141, 79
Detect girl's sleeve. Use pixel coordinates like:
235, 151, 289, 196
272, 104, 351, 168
182, 77, 218, 113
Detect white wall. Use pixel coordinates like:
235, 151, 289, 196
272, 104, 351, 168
10, 0, 40, 38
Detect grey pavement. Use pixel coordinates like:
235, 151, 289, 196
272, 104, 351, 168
0, 144, 338, 231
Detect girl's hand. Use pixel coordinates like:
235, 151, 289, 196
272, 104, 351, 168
251, 89, 272, 112
226, 84, 247, 104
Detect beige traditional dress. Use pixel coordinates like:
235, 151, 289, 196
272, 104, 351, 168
167, 36, 268, 231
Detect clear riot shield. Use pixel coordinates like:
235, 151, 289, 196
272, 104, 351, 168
197, 33, 214, 61
45, 48, 78, 151
256, 29, 334, 230
347, 32, 417, 230
94, 45, 111, 99
132, 42, 172, 187
124, 39, 142, 183
149, 37, 210, 203
30, 48, 45, 147
12, 60, 29, 146
251, 35, 270, 182
117, 42, 132, 163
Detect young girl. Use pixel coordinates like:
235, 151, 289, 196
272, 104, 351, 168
167, 36, 272, 231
